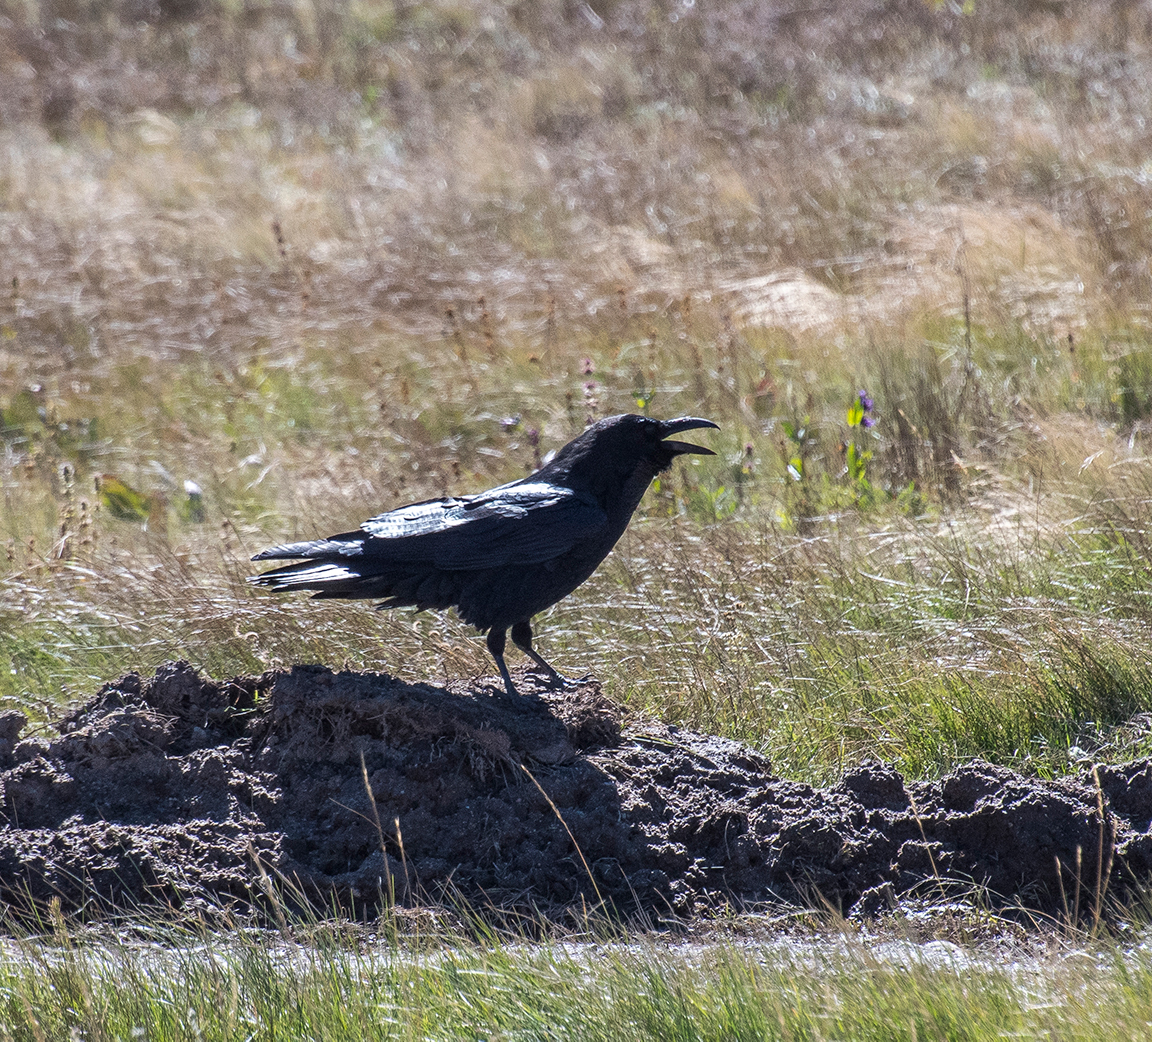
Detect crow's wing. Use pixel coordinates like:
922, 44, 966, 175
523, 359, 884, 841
358, 481, 609, 569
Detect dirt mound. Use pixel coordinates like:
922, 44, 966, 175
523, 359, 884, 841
1, 662, 1150, 924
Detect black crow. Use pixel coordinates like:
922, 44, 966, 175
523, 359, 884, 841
248, 413, 718, 695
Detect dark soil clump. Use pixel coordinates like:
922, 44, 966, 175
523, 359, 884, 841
1, 662, 1149, 924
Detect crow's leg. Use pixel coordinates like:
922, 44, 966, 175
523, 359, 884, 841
510, 620, 569, 686
486, 628, 519, 697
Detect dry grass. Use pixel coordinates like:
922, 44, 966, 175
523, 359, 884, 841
3, 0, 1152, 782
6, 4, 1152, 1025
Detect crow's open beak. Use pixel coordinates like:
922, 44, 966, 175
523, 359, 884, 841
659, 416, 719, 456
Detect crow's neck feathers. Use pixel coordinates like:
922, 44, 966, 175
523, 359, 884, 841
529, 417, 673, 522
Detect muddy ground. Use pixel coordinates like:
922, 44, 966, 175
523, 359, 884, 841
1, 661, 1150, 925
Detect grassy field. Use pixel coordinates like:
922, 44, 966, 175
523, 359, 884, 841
0, 913, 1151, 1041
4, 0, 1152, 1032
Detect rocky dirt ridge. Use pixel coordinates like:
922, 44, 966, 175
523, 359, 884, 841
0, 661, 1149, 924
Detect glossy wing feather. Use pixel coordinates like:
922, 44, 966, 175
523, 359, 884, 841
358, 483, 607, 569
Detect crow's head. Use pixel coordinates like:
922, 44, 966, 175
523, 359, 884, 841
543, 413, 718, 500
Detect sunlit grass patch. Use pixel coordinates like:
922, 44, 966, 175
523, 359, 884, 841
1, 916, 1151, 1041
6, 305, 1152, 785
4, 0, 1152, 797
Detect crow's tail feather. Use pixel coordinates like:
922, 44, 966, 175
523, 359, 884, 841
249, 535, 464, 612
246, 559, 379, 598
250, 532, 365, 562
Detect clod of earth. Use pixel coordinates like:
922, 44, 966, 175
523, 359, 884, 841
0, 661, 1149, 925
